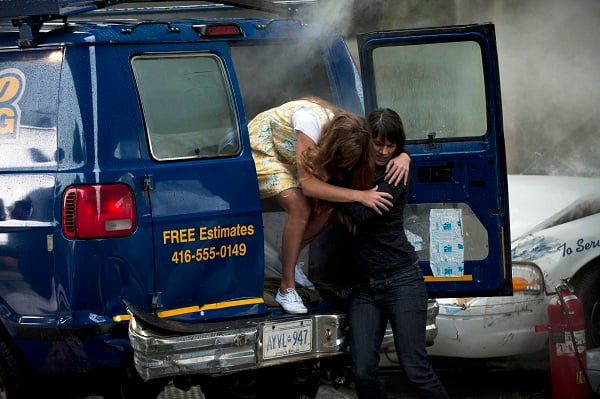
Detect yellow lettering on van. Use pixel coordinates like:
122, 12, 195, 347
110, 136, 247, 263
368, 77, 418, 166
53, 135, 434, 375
0, 74, 23, 103
162, 228, 196, 245
0, 107, 16, 135
0, 69, 25, 140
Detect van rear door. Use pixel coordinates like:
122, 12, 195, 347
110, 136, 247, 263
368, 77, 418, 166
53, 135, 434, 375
130, 47, 266, 320
358, 23, 512, 297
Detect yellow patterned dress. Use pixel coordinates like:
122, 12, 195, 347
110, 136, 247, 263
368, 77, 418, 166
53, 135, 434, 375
248, 100, 332, 199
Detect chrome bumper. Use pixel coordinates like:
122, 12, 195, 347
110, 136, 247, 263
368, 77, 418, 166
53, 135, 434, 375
128, 311, 348, 381
128, 299, 438, 381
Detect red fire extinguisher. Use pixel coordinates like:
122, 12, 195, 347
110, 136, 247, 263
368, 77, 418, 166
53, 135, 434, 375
536, 279, 589, 399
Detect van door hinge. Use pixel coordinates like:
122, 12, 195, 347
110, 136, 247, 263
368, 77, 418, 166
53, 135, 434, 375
150, 292, 162, 312
142, 175, 154, 191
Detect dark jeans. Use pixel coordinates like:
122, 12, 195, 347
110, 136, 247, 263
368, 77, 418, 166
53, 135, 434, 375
348, 264, 449, 399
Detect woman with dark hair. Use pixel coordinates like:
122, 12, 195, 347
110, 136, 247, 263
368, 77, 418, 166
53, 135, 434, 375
339, 108, 448, 398
249, 99, 410, 314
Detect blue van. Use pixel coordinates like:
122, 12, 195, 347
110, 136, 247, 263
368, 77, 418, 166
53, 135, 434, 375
0, 1, 511, 397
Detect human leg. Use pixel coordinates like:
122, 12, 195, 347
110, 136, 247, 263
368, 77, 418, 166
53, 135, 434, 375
349, 288, 389, 399
292, 205, 335, 290
273, 188, 310, 314
382, 266, 448, 399
300, 205, 336, 248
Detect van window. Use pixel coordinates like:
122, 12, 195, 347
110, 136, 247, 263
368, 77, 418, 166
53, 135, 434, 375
132, 53, 240, 160
0, 50, 61, 169
230, 41, 334, 120
371, 41, 487, 141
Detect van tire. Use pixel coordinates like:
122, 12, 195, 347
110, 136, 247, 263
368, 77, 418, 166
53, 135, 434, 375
574, 264, 600, 349
0, 338, 26, 399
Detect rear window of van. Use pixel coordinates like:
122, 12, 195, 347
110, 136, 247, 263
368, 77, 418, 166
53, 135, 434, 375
132, 53, 240, 161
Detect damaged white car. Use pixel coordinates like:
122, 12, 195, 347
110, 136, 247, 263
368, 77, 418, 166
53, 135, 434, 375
426, 174, 600, 358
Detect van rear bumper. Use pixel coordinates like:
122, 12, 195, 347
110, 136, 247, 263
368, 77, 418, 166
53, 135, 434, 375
128, 298, 438, 381
128, 307, 348, 381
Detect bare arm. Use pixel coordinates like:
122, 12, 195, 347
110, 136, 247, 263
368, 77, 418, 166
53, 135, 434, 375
296, 132, 393, 214
385, 152, 411, 186
340, 174, 408, 226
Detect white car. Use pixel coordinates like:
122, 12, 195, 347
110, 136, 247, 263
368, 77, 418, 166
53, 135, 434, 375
426, 174, 600, 358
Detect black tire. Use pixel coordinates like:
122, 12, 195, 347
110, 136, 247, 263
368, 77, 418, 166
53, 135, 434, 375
0, 338, 27, 399
573, 264, 600, 349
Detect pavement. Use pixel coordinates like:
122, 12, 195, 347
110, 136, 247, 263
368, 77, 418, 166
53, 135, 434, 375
155, 380, 357, 399
59, 350, 551, 398
152, 351, 552, 399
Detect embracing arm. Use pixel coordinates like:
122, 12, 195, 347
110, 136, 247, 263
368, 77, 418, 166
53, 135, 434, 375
296, 132, 392, 214
385, 152, 411, 186
339, 174, 407, 226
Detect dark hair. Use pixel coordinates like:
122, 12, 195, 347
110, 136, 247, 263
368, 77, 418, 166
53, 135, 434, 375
367, 108, 406, 157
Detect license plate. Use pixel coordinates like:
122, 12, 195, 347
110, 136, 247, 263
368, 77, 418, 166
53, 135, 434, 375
262, 319, 312, 360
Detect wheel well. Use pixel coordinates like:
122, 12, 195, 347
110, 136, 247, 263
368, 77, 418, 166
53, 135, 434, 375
0, 319, 34, 397
571, 256, 600, 349
0, 317, 32, 373
571, 256, 600, 287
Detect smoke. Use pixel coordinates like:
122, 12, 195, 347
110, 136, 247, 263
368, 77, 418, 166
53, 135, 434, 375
306, 0, 600, 177
98, 1, 599, 177
484, 0, 600, 177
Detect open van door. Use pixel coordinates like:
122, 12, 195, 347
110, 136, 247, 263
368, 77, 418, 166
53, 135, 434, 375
358, 23, 512, 297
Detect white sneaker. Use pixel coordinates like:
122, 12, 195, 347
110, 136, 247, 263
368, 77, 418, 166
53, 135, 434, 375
275, 288, 308, 314
294, 262, 315, 290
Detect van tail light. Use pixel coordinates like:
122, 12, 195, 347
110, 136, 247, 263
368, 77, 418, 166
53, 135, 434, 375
193, 24, 243, 37
62, 183, 136, 239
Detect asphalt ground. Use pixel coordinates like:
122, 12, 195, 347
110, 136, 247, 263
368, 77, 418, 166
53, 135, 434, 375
313, 351, 552, 399
153, 351, 552, 399
45, 350, 553, 398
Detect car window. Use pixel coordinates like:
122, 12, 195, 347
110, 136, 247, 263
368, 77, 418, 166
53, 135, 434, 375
404, 203, 489, 263
370, 40, 487, 141
0, 50, 60, 169
132, 53, 240, 161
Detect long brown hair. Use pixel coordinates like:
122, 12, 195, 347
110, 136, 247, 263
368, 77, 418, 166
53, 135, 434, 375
301, 112, 375, 191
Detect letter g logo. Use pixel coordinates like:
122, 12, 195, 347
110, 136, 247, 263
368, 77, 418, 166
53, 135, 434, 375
0, 68, 25, 138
